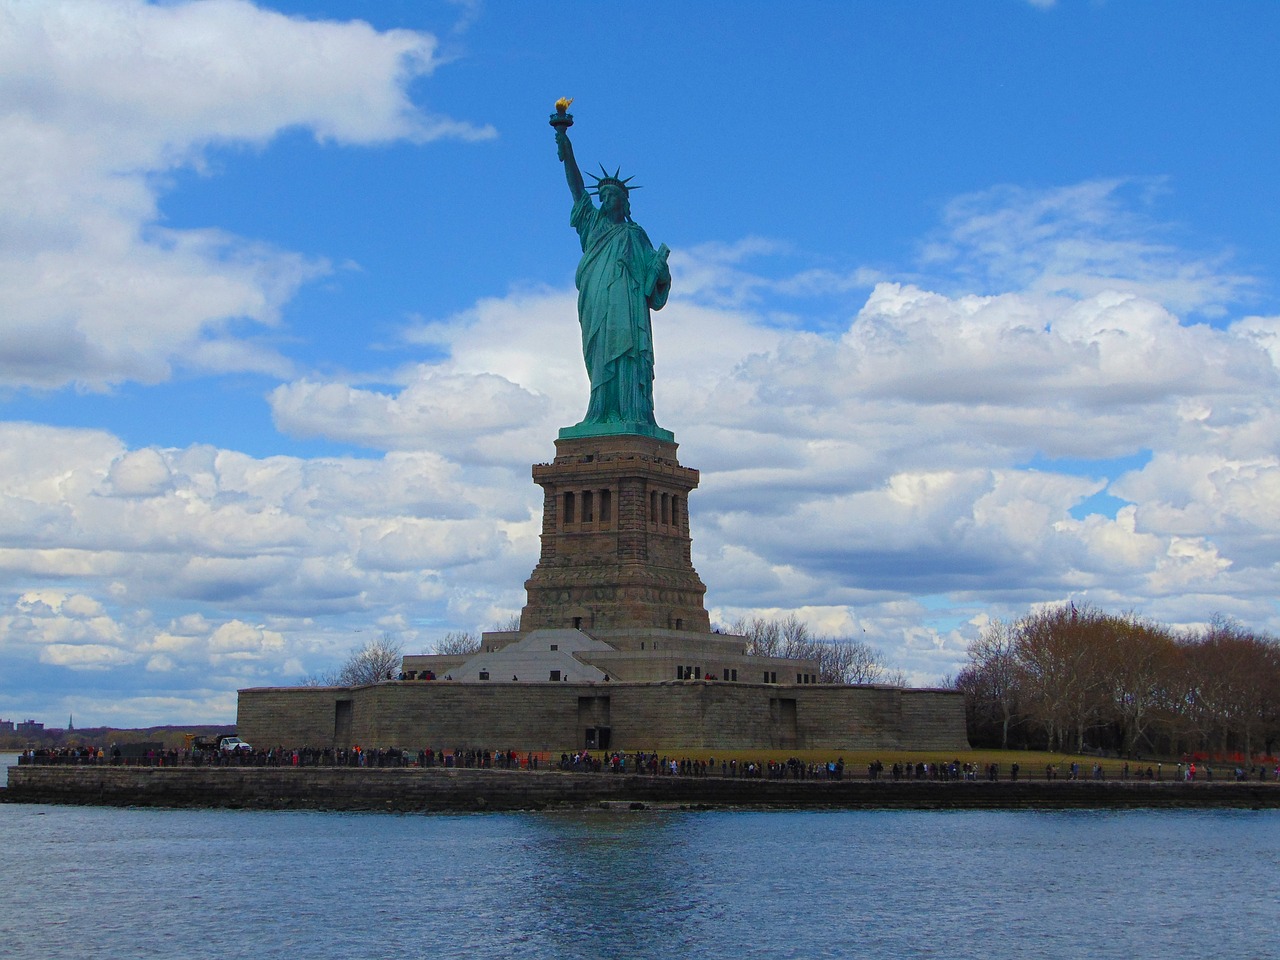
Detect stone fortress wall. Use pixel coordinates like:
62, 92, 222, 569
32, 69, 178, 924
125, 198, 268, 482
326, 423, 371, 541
237, 678, 967, 753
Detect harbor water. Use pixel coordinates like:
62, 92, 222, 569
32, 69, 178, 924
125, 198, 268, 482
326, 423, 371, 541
1, 753, 1276, 960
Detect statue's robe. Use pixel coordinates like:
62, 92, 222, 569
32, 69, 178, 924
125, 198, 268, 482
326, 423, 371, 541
571, 193, 669, 426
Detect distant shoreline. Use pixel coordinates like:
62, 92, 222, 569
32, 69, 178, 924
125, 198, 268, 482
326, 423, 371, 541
4, 765, 1278, 812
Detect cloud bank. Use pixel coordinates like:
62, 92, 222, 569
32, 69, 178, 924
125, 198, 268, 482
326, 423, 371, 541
0, 0, 491, 392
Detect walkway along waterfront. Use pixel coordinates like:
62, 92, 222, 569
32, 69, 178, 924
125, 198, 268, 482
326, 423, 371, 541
5, 757, 1278, 812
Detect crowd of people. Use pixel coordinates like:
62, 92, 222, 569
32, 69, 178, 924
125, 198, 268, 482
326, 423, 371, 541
15, 745, 538, 769
14, 745, 1278, 782
561, 751, 847, 779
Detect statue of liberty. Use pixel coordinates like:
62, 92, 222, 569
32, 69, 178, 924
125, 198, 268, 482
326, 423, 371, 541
551, 100, 673, 441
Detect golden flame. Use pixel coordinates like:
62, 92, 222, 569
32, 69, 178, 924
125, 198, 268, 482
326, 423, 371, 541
555, 97, 574, 114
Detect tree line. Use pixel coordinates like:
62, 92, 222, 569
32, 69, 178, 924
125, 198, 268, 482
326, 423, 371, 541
956, 604, 1280, 759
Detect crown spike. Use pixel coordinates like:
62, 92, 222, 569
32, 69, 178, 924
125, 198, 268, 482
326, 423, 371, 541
584, 165, 640, 195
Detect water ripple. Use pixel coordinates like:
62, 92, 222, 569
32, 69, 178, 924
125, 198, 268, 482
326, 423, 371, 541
0, 799, 1276, 959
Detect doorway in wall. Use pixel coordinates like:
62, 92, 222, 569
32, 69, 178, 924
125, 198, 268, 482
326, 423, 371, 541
770, 697, 797, 749
584, 726, 612, 750
334, 699, 352, 745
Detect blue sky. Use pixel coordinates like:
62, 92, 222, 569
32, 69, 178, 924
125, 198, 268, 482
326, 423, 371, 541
2, 0, 1278, 727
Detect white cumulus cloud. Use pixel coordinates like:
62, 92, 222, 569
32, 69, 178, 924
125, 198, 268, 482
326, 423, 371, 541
0, 0, 492, 391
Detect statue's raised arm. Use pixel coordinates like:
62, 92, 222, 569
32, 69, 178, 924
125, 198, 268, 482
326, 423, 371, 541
551, 98, 585, 201
556, 130, 585, 201
548, 99, 674, 443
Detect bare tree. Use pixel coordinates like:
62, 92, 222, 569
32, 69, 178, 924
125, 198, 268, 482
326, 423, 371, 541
434, 631, 481, 656
883, 667, 909, 688
1181, 616, 1280, 759
732, 616, 782, 657
337, 634, 404, 686
816, 637, 886, 685
779, 614, 813, 659
1016, 604, 1111, 752
735, 615, 887, 684
959, 618, 1021, 748
1102, 613, 1175, 755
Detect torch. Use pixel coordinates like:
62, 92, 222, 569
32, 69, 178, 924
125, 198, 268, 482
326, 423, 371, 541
550, 97, 574, 132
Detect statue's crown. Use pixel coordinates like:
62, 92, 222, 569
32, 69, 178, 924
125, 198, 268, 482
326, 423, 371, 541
587, 165, 640, 196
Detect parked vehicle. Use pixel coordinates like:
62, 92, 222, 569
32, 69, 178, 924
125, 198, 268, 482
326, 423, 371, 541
186, 734, 252, 752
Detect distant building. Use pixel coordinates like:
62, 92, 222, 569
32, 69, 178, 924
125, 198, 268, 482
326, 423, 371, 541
0, 719, 14, 733
16, 719, 45, 735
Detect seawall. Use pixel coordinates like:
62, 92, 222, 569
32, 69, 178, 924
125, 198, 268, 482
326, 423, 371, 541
4, 766, 1278, 812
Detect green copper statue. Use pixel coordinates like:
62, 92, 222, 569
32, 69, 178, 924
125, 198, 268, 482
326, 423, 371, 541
551, 99, 673, 442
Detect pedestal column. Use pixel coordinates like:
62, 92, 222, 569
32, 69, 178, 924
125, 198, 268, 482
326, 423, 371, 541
520, 434, 710, 632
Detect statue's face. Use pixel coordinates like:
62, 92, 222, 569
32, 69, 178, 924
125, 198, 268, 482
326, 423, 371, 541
600, 184, 626, 219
